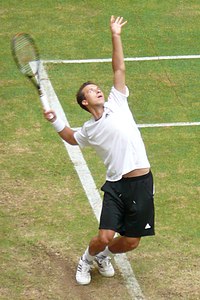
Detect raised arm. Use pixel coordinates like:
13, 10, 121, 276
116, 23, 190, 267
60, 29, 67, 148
110, 16, 127, 94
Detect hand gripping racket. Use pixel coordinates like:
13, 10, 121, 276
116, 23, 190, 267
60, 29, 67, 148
11, 33, 53, 118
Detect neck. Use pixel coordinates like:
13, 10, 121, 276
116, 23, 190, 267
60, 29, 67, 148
89, 106, 104, 121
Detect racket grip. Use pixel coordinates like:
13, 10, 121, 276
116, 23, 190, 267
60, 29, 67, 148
40, 94, 54, 120
40, 94, 50, 110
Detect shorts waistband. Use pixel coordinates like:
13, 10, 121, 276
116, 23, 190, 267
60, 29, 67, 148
121, 171, 152, 182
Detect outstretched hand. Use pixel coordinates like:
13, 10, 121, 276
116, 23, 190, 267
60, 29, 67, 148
110, 16, 127, 36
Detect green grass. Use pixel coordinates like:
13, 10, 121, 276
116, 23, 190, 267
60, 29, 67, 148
1, 1, 200, 299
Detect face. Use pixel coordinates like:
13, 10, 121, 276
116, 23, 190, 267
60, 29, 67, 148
82, 84, 105, 109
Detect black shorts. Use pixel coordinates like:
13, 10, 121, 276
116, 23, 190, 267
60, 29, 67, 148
99, 171, 155, 237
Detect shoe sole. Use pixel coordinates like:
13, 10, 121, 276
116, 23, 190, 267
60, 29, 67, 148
98, 270, 115, 277
76, 280, 91, 285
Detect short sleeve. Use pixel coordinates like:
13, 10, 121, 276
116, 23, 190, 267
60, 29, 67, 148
74, 126, 90, 148
107, 86, 129, 108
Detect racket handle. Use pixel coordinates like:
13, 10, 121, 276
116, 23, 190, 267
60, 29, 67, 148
40, 93, 50, 110
40, 94, 54, 120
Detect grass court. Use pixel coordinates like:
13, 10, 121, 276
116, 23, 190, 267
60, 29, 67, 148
1, 1, 200, 299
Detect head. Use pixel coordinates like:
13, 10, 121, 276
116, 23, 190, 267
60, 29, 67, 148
76, 81, 104, 113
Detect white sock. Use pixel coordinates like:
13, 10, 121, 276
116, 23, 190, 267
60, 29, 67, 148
96, 246, 113, 258
82, 247, 95, 263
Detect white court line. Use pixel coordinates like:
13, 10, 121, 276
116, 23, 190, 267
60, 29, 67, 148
43, 54, 200, 64
138, 122, 200, 128
72, 121, 200, 131
39, 63, 145, 300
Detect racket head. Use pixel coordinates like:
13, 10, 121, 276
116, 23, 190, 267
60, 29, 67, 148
11, 33, 40, 89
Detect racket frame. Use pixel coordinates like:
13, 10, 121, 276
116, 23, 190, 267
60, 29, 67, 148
11, 33, 53, 114
11, 33, 42, 93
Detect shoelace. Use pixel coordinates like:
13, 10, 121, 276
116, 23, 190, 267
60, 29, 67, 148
96, 256, 111, 267
79, 259, 92, 273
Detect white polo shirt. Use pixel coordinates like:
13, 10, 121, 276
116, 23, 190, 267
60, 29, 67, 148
74, 86, 150, 181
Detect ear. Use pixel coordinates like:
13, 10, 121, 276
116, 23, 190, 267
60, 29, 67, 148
82, 99, 88, 107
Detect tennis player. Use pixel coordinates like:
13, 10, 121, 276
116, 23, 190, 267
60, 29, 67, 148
44, 15, 155, 285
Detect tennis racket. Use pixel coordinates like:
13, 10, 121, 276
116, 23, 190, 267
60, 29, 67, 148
11, 33, 53, 117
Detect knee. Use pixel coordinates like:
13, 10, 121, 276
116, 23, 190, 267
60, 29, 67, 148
98, 230, 115, 246
99, 235, 113, 246
125, 237, 140, 251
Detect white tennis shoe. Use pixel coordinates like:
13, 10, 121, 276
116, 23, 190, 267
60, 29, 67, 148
76, 257, 93, 285
95, 255, 115, 277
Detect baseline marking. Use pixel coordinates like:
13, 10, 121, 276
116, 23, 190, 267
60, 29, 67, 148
138, 122, 200, 128
43, 54, 200, 64
72, 121, 200, 132
39, 63, 145, 300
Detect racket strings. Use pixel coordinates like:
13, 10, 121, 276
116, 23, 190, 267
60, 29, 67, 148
12, 34, 39, 77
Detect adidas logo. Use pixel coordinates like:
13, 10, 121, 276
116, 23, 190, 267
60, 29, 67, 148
145, 223, 151, 229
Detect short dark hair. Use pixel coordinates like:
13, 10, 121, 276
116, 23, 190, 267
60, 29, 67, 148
76, 81, 95, 112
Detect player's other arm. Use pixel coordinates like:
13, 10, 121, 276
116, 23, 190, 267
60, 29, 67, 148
44, 110, 78, 145
110, 16, 127, 94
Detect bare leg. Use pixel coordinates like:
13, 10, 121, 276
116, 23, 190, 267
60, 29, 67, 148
88, 229, 140, 256
108, 236, 141, 253
88, 229, 115, 256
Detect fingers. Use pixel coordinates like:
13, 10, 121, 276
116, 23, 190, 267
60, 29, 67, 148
43, 109, 56, 122
115, 16, 121, 23
111, 15, 127, 27
121, 19, 127, 27
110, 15, 115, 23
